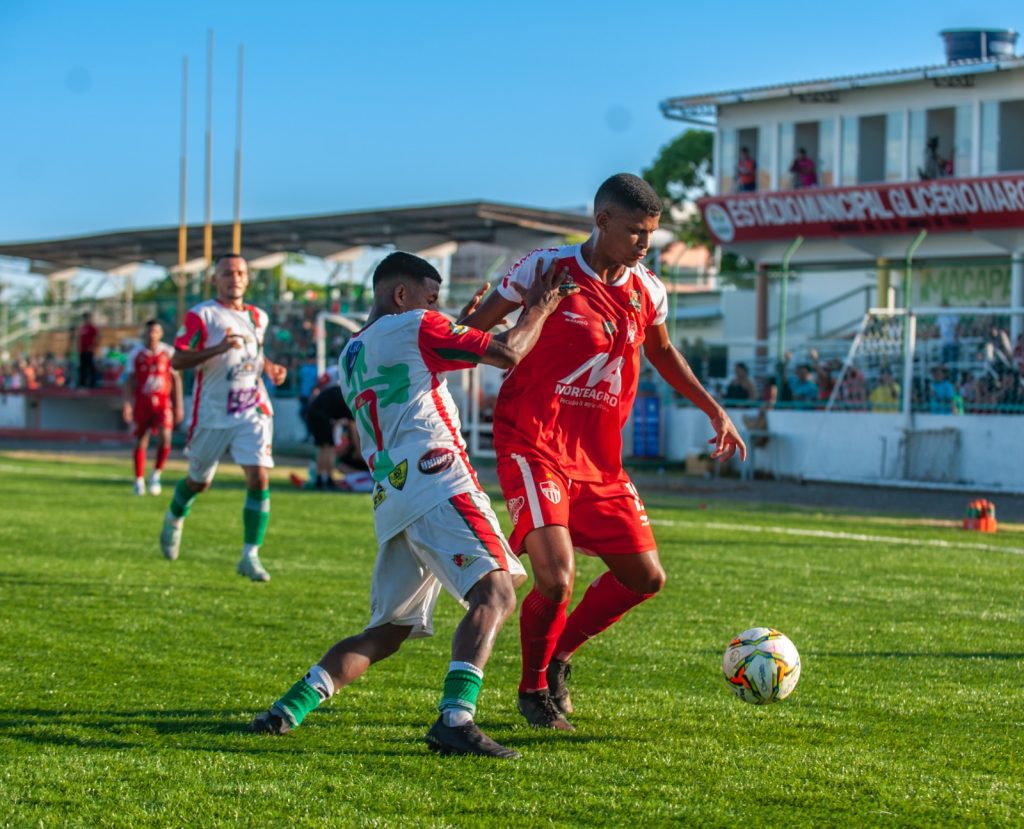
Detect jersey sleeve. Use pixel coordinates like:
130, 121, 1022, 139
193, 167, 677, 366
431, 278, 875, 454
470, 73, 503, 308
418, 310, 492, 373
174, 311, 207, 352
497, 248, 556, 303
639, 267, 669, 327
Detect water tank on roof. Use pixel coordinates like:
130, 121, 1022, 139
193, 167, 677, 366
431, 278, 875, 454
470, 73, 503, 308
940, 29, 1018, 63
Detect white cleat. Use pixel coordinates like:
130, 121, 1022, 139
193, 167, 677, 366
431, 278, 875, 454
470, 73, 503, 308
134, 478, 146, 496
160, 515, 183, 561
148, 476, 162, 496
237, 552, 271, 582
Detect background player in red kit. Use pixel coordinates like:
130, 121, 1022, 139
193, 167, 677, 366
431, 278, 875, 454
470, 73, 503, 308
123, 319, 183, 496
463, 173, 746, 729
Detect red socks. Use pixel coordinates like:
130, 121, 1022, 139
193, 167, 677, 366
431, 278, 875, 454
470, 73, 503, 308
555, 572, 655, 661
133, 446, 146, 478
155, 444, 170, 471
518, 588, 569, 693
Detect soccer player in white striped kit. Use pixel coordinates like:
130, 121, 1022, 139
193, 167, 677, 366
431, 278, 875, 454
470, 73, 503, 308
249, 251, 575, 758
159, 254, 288, 581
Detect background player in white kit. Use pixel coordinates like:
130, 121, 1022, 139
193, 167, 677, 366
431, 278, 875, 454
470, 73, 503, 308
248, 251, 575, 759
159, 254, 288, 582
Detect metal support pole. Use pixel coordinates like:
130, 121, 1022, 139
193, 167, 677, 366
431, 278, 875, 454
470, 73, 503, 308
232, 43, 245, 254
202, 29, 214, 299
776, 235, 803, 389
900, 230, 927, 419
1011, 251, 1024, 343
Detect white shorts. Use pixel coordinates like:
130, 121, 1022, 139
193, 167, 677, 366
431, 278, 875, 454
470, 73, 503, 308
186, 418, 274, 483
367, 490, 527, 639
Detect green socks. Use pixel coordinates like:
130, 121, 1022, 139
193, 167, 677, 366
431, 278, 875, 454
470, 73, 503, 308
273, 665, 335, 727
243, 488, 270, 545
439, 661, 484, 722
169, 479, 198, 519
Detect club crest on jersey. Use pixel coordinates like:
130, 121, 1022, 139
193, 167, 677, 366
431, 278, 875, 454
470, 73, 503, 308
452, 553, 478, 570
629, 290, 642, 312
342, 340, 364, 380
449, 322, 469, 336
387, 460, 408, 490
372, 484, 386, 510
539, 480, 561, 505
507, 496, 525, 525
418, 448, 456, 475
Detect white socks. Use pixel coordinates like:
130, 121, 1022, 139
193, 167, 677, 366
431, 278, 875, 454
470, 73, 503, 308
304, 664, 335, 702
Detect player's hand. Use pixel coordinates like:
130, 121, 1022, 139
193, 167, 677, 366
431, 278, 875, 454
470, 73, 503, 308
218, 328, 245, 353
459, 283, 488, 320
519, 259, 578, 315
707, 409, 747, 463
265, 361, 288, 387
122, 402, 133, 424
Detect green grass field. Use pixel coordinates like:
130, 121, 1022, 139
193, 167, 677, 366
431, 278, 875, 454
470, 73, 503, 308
1, 451, 1022, 828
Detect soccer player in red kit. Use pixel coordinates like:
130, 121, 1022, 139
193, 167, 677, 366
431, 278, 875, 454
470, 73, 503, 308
123, 319, 183, 496
462, 173, 746, 729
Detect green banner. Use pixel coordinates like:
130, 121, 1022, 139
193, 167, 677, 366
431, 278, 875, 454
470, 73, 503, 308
915, 264, 1011, 305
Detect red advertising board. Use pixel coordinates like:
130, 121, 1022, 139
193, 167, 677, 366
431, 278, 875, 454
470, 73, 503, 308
698, 174, 1024, 244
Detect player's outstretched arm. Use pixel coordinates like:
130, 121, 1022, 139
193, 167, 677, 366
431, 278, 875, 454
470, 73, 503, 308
480, 260, 576, 369
644, 323, 747, 462
122, 372, 136, 424
460, 288, 521, 333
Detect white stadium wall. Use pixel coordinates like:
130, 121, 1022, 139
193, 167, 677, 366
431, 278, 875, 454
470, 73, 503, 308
666, 405, 1024, 493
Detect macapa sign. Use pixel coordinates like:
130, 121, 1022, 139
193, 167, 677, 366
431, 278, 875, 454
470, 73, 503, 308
699, 174, 1024, 244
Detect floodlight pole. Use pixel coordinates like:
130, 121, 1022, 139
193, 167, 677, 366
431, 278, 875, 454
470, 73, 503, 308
232, 43, 245, 254
176, 55, 189, 325
202, 29, 214, 299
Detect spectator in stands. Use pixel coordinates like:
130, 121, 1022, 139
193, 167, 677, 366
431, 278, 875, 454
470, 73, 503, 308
994, 371, 1024, 412
918, 136, 949, 181
735, 146, 757, 192
960, 371, 994, 415
724, 362, 757, 406
790, 364, 818, 408
1014, 333, 1024, 374
982, 324, 1014, 376
77, 311, 100, 388
869, 367, 901, 412
838, 365, 868, 411
928, 365, 960, 414
789, 148, 818, 188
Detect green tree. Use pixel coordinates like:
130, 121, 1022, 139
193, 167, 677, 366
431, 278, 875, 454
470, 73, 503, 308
643, 129, 752, 280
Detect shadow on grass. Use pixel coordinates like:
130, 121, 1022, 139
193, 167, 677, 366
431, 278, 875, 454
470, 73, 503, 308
0, 709, 448, 758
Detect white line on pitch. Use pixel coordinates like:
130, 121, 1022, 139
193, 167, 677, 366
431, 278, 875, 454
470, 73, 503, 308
649, 518, 1024, 556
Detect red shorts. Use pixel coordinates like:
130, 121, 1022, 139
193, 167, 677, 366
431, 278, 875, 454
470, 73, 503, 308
496, 452, 655, 556
134, 400, 174, 438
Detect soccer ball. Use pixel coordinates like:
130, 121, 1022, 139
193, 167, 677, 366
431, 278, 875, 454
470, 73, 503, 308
722, 627, 801, 705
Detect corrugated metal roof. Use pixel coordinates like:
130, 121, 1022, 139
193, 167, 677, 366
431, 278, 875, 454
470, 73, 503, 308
661, 55, 1024, 115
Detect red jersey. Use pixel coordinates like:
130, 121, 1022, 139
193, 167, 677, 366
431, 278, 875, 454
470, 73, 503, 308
126, 343, 175, 409
492, 245, 667, 483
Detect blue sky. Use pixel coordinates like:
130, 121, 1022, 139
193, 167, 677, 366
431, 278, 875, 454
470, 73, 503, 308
2, 0, 1021, 242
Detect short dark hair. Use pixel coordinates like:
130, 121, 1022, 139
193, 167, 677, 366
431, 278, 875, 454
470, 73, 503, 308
144, 318, 161, 328
594, 173, 662, 217
215, 252, 245, 266
735, 361, 749, 373
372, 252, 441, 288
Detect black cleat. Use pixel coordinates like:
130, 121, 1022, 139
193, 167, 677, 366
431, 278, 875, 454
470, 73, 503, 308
425, 717, 520, 759
547, 658, 574, 715
517, 690, 575, 731
247, 707, 293, 735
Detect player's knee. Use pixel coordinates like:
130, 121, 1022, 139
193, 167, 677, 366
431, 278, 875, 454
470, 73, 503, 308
535, 577, 573, 605
470, 570, 517, 618
637, 564, 667, 596
187, 478, 211, 494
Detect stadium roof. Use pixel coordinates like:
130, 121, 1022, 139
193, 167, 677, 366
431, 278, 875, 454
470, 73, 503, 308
660, 55, 1024, 124
0, 201, 594, 274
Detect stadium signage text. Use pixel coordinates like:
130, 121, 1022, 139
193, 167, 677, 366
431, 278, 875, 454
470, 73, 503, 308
699, 174, 1024, 244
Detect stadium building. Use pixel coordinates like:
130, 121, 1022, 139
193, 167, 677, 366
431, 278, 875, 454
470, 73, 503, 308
658, 29, 1024, 492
